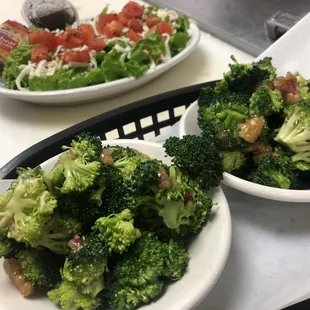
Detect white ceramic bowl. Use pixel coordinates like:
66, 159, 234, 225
0, 23, 200, 106
179, 101, 310, 203
0, 139, 231, 310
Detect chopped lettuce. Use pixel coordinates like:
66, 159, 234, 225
3, 44, 32, 89
28, 68, 106, 91
169, 32, 189, 56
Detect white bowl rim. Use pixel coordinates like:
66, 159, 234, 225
179, 100, 310, 203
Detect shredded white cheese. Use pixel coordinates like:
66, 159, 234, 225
88, 16, 100, 36
156, 9, 178, 21
89, 50, 98, 69
143, 50, 156, 69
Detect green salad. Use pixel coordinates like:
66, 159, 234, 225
3, 1, 191, 91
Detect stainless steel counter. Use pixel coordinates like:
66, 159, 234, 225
146, 0, 310, 56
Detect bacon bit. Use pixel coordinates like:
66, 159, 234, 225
131, 148, 150, 158
157, 170, 171, 189
185, 191, 196, 203
55, 150, 76, 166
68, 234, 84, 252
238, 117, 264, 143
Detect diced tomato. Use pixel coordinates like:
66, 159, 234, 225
117, 12, 129, 26
28, 31, 58, 52
122, 1, 145, 18
127, 30, 141, 42
97, 13, 118, 34
77, 23, 96, 41
103, 20, 124, 38
87, 37, 106, 51
61, 50, 91, 63
147, 25, 157, 34
31, 45, 49, 63
157, 22, 173, 36
128, 19, 143, 33
146, 16, 159, 28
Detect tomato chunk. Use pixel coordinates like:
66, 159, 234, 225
117, 12, 129, 26
127, 30, 141, 42
122, 1, 145, 18
31, 45, 49, 63
103, 20, 124, 38
146, 16, 159, 28
128, 19, 143, 33
157, 22, 173, 36
97, 14, 117, 34
77, 23, 96, 41
64, 28, 86, 48
61, 50, 91, 63
28, 31, 58, 52
87, 37, 106, 51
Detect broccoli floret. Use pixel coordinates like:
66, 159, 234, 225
133, 166, 213, 235
275, 101, 310, 153
221, 56, 277, 94
131, 159, 169, 195
248, 154, 298, 189
164, 135, 223, 189
62, 234, 107, 289
112, 150, 150, 183
197, 89, 251, 150
38, 215, 82, 254
0, 167, 58, 247
59, 153, 101, 194
62, 132, 102, 163
249, 86, 284, 116
0, 228, 13, 257
220, 151, 248, 173
50, 234, 107, 309
48, 279, 102, 310
295, 73, 310, 103
105, 233, 189, 310
291, 151, 310, 171
17, 248, 64, 289
92, 209, 141, 254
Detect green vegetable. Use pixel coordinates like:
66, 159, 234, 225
275, 101, 310, 153
164, 135, 223, 189
17, 248, 64, 288
220, 151, 248, 173
93, 209, 141, 254
0, 167, 57, 247
3, 43, 32, 89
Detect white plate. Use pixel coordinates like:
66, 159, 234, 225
0, 23, 200, 106
179, 101, 310, 202
0, 139, 231, 310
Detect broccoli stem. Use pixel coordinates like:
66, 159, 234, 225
271, 172, 291, 189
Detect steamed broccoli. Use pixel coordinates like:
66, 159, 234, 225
133, 166, 213, 235
105, 232, 189, 310
220, 151, 248, 173
295, 73, 310, 103
0, 167, 58, 247
197, 88, 251, 150
219, 56, 277, 94
62, 132, 102, 163
131, 159, 169, 195
17, 248, 64, 289
38, 215, 82, 254
291, 151, 310, 171
112, 149, 150, 182
93, 209, 141, 254
249, 86, 284, 116
248, 154, 298, 189
48, 279, 102, 310
275, 101, 310, 153
49, 234, 107, 309
164, 135, 223, 189
0, 228, 13, 257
